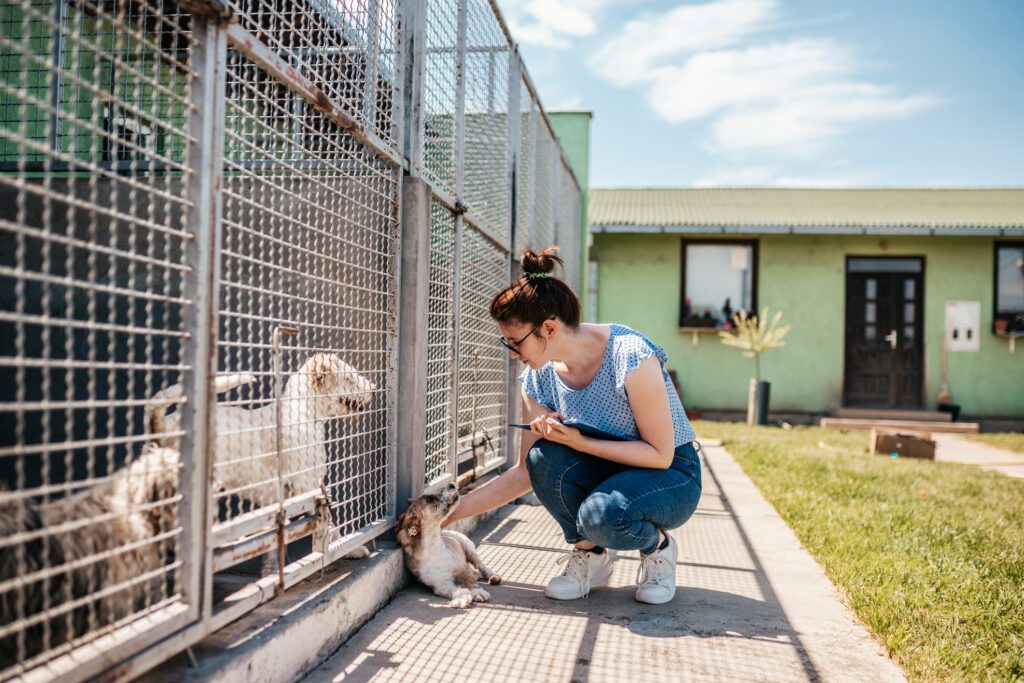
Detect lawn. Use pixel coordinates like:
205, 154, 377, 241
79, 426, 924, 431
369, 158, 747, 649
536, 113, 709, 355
693, 420, 1024, 682
965, 432, 1024, 456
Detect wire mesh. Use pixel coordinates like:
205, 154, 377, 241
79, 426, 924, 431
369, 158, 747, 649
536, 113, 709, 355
456, 222, 507, 473
223, 0, 401, 152
422, 0, 458, 196
0, 0, 193, 674
461, 0, 509, 242
513, 82, 536, 259
209, 43, 399, 553
424, 202, 455, 488
531, 115, 556, 252
557, 163, 582, 290
0, 0, 584, 676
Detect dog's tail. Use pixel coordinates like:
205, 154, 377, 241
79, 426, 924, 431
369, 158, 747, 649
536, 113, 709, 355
145, 372, 256, 440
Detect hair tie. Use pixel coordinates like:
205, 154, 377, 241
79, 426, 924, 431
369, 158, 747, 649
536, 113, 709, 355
526, 272, 549, 279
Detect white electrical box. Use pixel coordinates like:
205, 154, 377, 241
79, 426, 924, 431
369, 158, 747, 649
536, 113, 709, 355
945, 300, 981, 352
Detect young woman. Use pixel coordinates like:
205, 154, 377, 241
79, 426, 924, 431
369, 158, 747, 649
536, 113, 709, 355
444, 248, 701, 604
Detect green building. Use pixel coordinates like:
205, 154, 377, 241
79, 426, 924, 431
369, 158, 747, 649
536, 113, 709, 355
589, 188, 1024, 421
547, 111, 592, 316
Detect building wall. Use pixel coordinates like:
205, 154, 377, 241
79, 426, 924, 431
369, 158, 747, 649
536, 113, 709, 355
547, 112, 592, 319
593, 232, 1024, 417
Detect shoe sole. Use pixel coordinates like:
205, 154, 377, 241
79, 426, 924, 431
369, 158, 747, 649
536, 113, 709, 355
634, 590, 676, 605
544, 566, 614, 600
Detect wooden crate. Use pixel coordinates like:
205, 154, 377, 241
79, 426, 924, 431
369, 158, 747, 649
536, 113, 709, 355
870, 429, 936, 460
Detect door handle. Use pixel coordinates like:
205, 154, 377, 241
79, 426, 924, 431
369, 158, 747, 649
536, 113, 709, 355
883, 329, 898, 350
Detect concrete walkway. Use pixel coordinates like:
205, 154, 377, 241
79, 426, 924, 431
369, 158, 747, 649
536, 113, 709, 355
301, 445, 904, 683
933, 433, 1024, 478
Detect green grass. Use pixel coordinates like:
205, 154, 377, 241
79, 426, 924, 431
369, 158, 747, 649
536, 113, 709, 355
965, 433, 1024, 456
693, 420, 1024, 682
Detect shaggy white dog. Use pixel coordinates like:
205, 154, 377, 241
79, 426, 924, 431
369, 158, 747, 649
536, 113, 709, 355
0, 445, 181, 664
146, 353, 376, 506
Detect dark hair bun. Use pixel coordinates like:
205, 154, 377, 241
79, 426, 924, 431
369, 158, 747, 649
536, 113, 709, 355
520, 246, 563, 276
492, 245, 580, 328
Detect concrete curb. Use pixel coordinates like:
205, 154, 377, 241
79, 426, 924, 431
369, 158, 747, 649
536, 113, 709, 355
703, 444, 905, 681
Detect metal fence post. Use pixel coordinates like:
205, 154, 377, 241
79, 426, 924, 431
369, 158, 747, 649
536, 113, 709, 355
504, 49, 522, 465
395, 177, 432, 510
178, 12, 227, 622
448, 0, 468, 481
398, 0, 425, 176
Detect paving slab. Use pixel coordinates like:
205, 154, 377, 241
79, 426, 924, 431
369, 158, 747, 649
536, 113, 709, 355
302, 445, 904, 683
933, 433, 1024, 478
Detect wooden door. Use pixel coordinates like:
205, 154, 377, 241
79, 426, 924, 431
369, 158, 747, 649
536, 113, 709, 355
843, 258, 924, 408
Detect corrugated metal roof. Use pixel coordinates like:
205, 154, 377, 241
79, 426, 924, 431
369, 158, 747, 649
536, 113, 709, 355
589, 188, 1024, 233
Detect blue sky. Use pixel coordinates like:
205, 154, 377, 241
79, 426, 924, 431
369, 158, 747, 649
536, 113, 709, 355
501, 0, 1024, 188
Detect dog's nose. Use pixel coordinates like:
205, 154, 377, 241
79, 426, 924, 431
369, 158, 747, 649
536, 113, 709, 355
445, 482, 457, 492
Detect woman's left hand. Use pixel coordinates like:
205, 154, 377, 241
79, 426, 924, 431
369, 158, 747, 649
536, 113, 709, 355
538, 417, 584, 450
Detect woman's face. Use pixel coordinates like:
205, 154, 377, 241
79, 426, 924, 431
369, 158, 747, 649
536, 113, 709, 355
498, 318, 552, 369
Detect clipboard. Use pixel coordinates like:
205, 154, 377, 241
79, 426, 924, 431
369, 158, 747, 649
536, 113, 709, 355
508, 419, 626, 441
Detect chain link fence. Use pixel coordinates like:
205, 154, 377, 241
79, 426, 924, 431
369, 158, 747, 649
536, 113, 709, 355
0, 0, 583, 678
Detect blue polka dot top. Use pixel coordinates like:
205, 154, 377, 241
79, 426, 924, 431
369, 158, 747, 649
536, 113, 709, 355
520, 324, 696, 447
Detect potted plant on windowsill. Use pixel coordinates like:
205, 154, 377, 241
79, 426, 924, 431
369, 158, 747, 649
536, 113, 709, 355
718, 308, 790, 426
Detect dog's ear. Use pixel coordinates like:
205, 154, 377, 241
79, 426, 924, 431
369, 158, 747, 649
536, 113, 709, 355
396, 509, 421, 545
308, 353, 337, 393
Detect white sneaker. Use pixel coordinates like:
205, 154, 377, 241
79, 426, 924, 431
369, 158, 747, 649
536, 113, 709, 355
545, 547, 614, 600
635, 534, 678, 604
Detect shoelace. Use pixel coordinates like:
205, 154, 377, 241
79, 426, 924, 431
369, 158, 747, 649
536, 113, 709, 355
637, 553, 672, 586
555, 548, 593, 598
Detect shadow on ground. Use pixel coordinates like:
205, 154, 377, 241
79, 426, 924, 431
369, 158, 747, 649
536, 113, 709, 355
301, 452, 828, 682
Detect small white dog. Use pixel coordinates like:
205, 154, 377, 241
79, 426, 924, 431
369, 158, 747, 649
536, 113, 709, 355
397, 483, 501, 608
146, 353, 376, 506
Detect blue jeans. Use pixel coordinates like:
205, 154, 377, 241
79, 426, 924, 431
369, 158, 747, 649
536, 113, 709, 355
525, 440, 702, 555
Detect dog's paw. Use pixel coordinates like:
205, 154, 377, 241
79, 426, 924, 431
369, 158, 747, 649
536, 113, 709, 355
341, 545, 371, 560
487, 574, 502, 585
448, 590, 473, 609
471, 588, 490, 603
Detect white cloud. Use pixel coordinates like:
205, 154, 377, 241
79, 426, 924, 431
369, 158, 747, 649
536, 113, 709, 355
710, 82, 940, 154
643, 40, 850, 123
587, 0, 941, 155
588, 0, 777, 86
504, 0, 617, 48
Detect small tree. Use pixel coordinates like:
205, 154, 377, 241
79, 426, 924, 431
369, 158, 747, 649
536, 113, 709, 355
719, 308, 790, 425
718, 307, 790, 381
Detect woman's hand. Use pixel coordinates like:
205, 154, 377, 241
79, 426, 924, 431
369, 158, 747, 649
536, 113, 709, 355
530, 413, 583, 450
528, 411, 563, 438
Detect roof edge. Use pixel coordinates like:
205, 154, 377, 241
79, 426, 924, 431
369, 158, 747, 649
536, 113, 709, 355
591, 224, 1024, 236
589, 186, 1024, 192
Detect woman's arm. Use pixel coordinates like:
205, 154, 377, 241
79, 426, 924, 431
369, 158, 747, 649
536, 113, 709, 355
537, 356, 675, 469
442, 388, 550, 526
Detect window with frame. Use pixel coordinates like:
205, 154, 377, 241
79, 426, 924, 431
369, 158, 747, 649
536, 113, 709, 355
680, 239, 758, 328
994, 242, 1024, 333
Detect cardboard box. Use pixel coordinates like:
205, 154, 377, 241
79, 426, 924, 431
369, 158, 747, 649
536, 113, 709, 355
870, 429, 936, 460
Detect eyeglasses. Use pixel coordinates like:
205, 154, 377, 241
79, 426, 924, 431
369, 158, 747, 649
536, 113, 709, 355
499, 318, 553, 353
